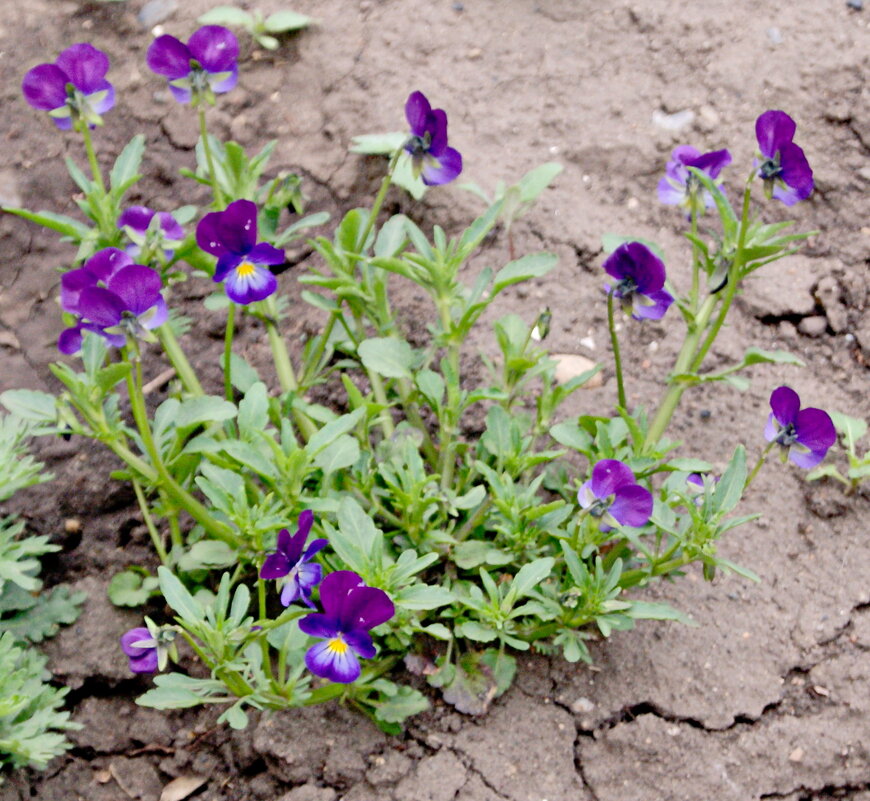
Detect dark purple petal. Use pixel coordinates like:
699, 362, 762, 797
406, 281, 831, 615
609, 484, 653, 527
217, 199, 258, 255
405, 91, 431, 136
188, 26, 239, 73
769, 386, 800, 427
668, 145, 701, 168
602, 242, 666, 294
196, 210, 229, 257
260, 552, 291, 579
213, 252, 243, 283
298, 613, 340, 639
21, 64, 68, 111
118, 206, 156, 234
147, 35, 191, 79
85, 247, 132, 282
426, 108, 449, 157
128, 649, 159, 674
305, 638, 361, 683
223, 263, 277, 305
692, 148, 732, 179
296, 509, 314, 539
58, 326, 83, 354
344, 629, 376, 659
55, 43, 109, 94
281, 527, 307, 565
631, 288, 674, 321
275, 528, 293, 555
777, 141, 813, 202
421, 146, 463, 186
755, 110, 796, 158
589, 459, 636, 499
318, 571, 365, 619
793, 408, 836, 454
107, 264, 163, 315
247, 242, 286, 266
302, 538, 329, 562
338, 586, 395, 632
60, 268, 98, 312
77, 287, 125, 327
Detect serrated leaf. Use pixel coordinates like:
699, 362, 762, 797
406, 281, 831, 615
0, 585, 86, 643
0, 390, 57, 422
107, 571, 159, 607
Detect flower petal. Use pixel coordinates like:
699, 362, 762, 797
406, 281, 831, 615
777, 141, 813, 202
793, 407, 836, 455
147, 35, 191, 79
763, 412, 779, 443
577, 480, 596, 509
55, 43, 110, 94
302, 538, 329, 562
692, 148, 732, 179
296, 509, 314, 539
118, 206, 155, 235
188, 26, 239, 74
305, 639, 361, 683
609, 484, 653, 527
247, 242, 286, 266
631, 288, 674, 321
60, 267, 98, 312
217, 199, 258, 254
657, 176, 685, 206
421, 146, 463, 186
156, 212, 185, 241
590, 459, 636, 499
602, 242, 666, 294
769, 386, 800, 427
214, 252, 243, 283
426, 108, 449, 157
87, 82, 115, 115
298, 613, 340, 639
21, 64, 68, 111
344, 629, 376, 659
223, 263, 277, 305
260, 552, 291, 579
196, 210, 229, 257
755, 110, 796, 159
77, 287, 125, 327
85, 247, 132, 282
338, 586, 395, 631
787, 444, 827, 470
128, 649, 159, 674
107, 264, 163, 315
209, 67, 238, 95
318, 571, 365, 618
120, 627, 153, 657
405, 91, 431, 136
58, 326, 83, 354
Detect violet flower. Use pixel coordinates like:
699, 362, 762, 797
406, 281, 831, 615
22, 43, 115, 129
658, 145, 732, 214
118, 206, 184, 258
196, 199, 283, 304
578, 459, 653, 530
755, 110, 813, 206
299, 571, 395, 684
58, 248, 167, 354
404, 91, 463, 186
146, 26, 238, 105
603, 242, 674, 321
764, 386, 835, 468
120, 627, 158, 673
260, 510, 328, 608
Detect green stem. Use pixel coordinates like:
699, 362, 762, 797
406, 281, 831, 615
358, 149, 401, 251
745, 441, 776, 491
79, 124, 106, 194
224, 302, 236, 402
158, 323, 204, 396
132, 479, 168, 563
607, 289, 627, 410
689, 204, 700, 311
301, 311, 338, 387
198, 108, 223, 206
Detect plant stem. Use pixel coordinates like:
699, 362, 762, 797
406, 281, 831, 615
745, 441, 776, 490
224, 302, 236, 402
158, 323, 204, 396
607, 289, 627, 410
132, 479, 168, 563
79, 124, 106, 194
198, 108, 223, 206
263, 296, 298, 392
358, 149, 401, 251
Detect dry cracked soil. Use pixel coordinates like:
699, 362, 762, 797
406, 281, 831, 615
0, 1, 869, 800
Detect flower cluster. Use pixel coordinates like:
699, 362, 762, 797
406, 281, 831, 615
578, 459, 653, 530
22, 43, 115, 129
58, 248, 167, 354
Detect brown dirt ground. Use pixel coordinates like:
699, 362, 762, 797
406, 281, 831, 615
1, 1, 869, 799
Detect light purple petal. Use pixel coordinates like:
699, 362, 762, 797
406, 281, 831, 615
168, 84, 193, 104
280, 576, 303, 607
421, 146, 463, 186
120, 627, 153, 657
405, 91, 431, 136
298, 613, 340, 639
794, 408, 836, 454
247, 242, 286, 266
209, 67, 238, 95
55, 43, 109, 94
21, 64, 68, 111
156, 212, 184, 240
609, 484, 653, 527
755, 110, 796, 159
763, 412, 779, 443
590, 459, 636, 499
58, 326, 83, 354
188, 26, 239, 74
223, 263, 277, 305
217, 199, 258, 254
128, 649, 159, 674
344, 629, 376, 659
118, 206, 155, 234
296, 561, 323, 591
87, 82, 115, 115
107, 264, 163, 315
305, 639, 361, 683
338, 586, 395, 631
769, 386, 800, 427
788, 444, 827, 470
577, 480, 596, 510
147, 35, 191, 79
77, 287, 125, 327
318, 571, 365, 619
657, 176, 685, 206
632, 288, 674, 321
260, 552, 291, 579
197, 211, 230, 258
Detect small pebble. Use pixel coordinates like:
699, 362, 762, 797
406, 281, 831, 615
846, 0, 862, 10
766, 26, 783, 44
452, 1, 465, 10
789, 747, 804, 763
798, 315, 829, 337
652, 109, 695, 132
138, 0, 178, 29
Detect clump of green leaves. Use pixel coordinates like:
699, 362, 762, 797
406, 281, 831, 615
807, 411, 870, 492
198, 6, 314, 50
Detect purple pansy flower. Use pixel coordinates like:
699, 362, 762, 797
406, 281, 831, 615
120, 627, 159, 674
658, 145, 732, 214
764, 386, 835, 469
299, 571, 395, 684
22, 43, 115, 129
260, 511, 328, 608
603, 241, 674, 321
755, 110, 813, 206
578, 459, 653, 530
196, 199, 283, 304
404, 91, 463, 186
58, 247, 168, 354
147, 26, 238, 105
118, 206, 184, 258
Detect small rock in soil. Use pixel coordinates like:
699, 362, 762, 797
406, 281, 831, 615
551, 353, 603, 386
278, 785, 337, 801
797, 315, 829, 337
652, 109, 695, 131
138, 0, 177, 28
740, 255, 821, 318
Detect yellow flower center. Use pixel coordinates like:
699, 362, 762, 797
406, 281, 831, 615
235, 261, 256, 277
327, 637, 348, 654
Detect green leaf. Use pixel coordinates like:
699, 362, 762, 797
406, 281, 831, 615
453, 541, 512, 570
237, 381, 269, 435
176, 541, 237, 572
107, 571, 159, 607
829, 411, 867, 447
491, 252, 558, 295
456, 621, 498, 642
313, 435, 360, 474
713, 445, 746, 515
738, 347, 804, 368
666, 458, 714, 473
420, 623, 452, 640
549, 421, 592, 451
305, 408, 365, 456
137, 673, 225, 709
394, 584, 454, 610
627, 600, 696, 626
2, 207, 91, 240
505, 557, 555, 606
518, 162, 563, 203
157, 566, 204, 623
197, 6, 253, 27
0, 585, 86, 643
350, 131, 406, 155
175, 396, 237, 429
0, 390, 57, 422
375, 686, 429, 724
65, 157, 92, 193
358, 337, 415, 380
229, 353, 261, 394
110, 135, 145, 191
264, 9, 313, 31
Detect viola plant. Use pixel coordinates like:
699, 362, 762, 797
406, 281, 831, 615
1, 29, 852, 732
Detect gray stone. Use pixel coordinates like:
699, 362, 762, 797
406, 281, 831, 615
137, 0, 177, 28
798, 315, 829, 337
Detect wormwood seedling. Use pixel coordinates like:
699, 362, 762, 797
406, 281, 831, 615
1, 26, 850, 735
